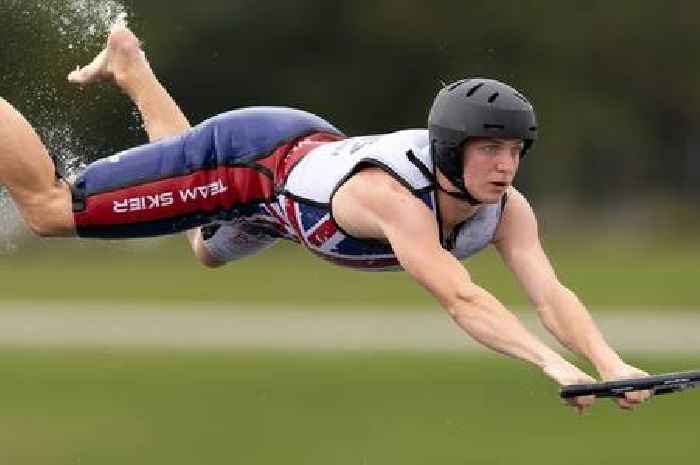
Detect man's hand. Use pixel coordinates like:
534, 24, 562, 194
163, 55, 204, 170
599, 362, 653, 410
543, 361, 597, 414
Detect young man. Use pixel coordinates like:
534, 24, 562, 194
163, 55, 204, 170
0, 25, 651, 413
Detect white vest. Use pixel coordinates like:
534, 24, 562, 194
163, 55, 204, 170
203, 130, 504, 271
283, 130, 504, 266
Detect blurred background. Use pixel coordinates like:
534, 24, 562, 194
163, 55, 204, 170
0, 1, 699, 464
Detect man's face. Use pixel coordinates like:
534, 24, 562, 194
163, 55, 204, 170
462, 137, 523, 203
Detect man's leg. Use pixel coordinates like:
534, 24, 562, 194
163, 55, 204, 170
68, 23, 191, 142
0, 99, 75, 236
67, 25, 342, 241
0, 24, 192, 239
68, 24, 203, 251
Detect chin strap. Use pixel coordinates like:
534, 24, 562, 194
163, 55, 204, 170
405, 149, 482, 205
435, 183, 482, 205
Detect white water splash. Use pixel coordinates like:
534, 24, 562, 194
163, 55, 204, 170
0, 0, 132, 252
0, 120, 89, 253
36, 0, 128, 53
40, 122, 89, 182
0, 193, 23, 253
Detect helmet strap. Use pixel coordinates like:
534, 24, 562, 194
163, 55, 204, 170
430, 140, 483, 206
434, 147, 482, 206
436, 183, 482, 205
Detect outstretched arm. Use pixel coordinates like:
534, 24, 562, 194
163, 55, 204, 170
494, 188, 651, 410
333, 169, 598, 413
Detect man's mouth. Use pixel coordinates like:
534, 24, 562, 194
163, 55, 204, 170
490, 181, 509, 188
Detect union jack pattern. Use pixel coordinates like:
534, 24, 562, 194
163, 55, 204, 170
238, 190, 435, 272
70, 106, 501, 271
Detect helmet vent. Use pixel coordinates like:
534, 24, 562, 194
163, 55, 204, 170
448, 79, 467, 91
488, 92, 500, 103
484, 124, 505, 130
529, 126, 538, 132
466, 83, 484, 97
513, 92, 529, 103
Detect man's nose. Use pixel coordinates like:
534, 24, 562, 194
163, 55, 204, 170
495, 155, 515, 172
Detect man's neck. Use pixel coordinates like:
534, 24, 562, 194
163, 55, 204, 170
434, 172, 481, 233
436, 188, 481, 233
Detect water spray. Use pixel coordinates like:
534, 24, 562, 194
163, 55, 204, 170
0, 0, 132, 249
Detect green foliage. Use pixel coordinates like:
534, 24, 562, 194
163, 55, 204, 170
1, 232, 699, 308
3, 0, 700, 205
0, 1, 699, 309
0, 349, 698, 464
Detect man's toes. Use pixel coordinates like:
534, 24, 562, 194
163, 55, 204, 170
66, 66, 83, 84
107, 27, 140, 53
66, 49, 109, 85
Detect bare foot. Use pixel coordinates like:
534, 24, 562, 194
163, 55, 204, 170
67, 23, 149, 89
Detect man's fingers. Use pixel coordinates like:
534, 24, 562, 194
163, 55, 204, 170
616, 397, 637, 410
566, 395, 595, 414
623, 389, 653, 405
637, 389, 653, 402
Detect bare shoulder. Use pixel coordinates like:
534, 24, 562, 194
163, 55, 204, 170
495, 187, 538, 243
333, 167, 436, 240
504, 187, 533, 212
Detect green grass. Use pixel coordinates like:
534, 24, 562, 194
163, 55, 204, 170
0, 349, 698, 465
1, 231, 699, 308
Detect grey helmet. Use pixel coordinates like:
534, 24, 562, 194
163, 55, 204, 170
428, 78, 538, 203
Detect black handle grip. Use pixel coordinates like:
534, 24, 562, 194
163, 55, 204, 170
560, 370, 700, 399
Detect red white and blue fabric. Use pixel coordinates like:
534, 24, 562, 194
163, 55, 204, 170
276, 192, 435, 271
71, 107, 343, 238
275, 130, 505, 271
70, 107, 504, 272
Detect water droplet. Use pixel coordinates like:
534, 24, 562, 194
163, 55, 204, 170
1, 0, 132, 250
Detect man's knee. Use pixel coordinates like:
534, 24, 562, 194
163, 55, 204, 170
198, 223, 278, 266
196, 250, 226, 268
25, 214, 73, 237
22, 183, 76, 237
186, 227, 225, 268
